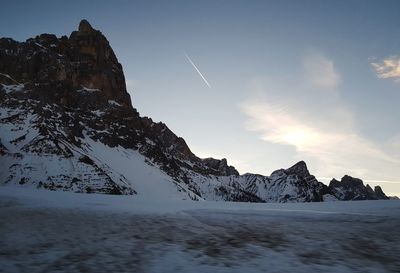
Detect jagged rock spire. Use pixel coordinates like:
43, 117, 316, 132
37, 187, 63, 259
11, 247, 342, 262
78, 19, 94, 33
286, 161, 310, 177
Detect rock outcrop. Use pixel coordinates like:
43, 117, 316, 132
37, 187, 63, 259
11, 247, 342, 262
328, 175, 389, 200
374, 185, 389, 200
0, 19, 131, 111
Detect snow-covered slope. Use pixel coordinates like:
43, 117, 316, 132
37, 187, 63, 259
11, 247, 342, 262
0, 103, 133, 195
83, 137, 200, 200
0, 99, 199, 200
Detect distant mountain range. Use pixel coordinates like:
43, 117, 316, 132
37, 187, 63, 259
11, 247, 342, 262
0, 20, 392, 202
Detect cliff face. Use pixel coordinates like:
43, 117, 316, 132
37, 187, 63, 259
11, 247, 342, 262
0, 19, 130, 106
0, 20, 391, 201
329, 175, 389, 200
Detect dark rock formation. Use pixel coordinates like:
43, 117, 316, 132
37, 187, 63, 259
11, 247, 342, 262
329, 175, 388, 200
0, 19, 131, 111
374, 186, 389, 200
285, 161, 310, 177
201, 158, 239, 176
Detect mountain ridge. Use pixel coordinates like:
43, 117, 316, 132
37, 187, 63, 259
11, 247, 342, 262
0, 19, 392, 202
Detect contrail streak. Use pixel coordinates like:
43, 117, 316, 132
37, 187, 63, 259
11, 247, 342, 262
184, 53, 211, 88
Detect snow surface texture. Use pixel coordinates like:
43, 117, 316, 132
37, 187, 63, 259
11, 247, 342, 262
0, 187, 399, 273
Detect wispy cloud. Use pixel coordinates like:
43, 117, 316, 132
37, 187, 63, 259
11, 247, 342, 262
240, 95, 400, 180
371, 55, 400, 82
239, 50, 400, 189
238, 49, 399, 193
184, 53, 211, 88
303, 52, 340, 89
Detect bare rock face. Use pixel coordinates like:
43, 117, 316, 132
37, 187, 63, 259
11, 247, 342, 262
374, 186, 389, 200
285, 161, 310, 178
68, 20, 128, 101
78, 19, 93, 32
0, 19, 131, 109
201, 158, 239, 176
328, 175, 388, 200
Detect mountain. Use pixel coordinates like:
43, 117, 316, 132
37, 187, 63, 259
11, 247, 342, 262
0, 20, 391, 202
328, 175, 389, 201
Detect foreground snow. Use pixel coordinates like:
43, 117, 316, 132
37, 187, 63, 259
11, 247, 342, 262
0, 187, 399, 273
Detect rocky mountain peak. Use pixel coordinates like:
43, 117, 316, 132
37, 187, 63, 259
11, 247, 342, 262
341, 175, 363, 186
374, 186, 389, 200
0, 19, 132, 110
285, 161, 310, 177
78, 19, 94, 33
328, 175, 390, 200
329, 175, 364, 189
201, 158, 239, 176
68, 20, 129, 102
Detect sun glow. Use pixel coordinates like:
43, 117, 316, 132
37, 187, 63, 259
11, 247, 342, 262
283, 129, 309, 146
265, 126, 321, 149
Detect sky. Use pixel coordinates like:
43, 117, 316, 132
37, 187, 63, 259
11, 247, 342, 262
1, 0, 400, 196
